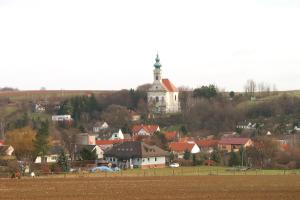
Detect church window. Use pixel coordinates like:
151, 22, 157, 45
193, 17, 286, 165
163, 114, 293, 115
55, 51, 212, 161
162, 97, 164, 102
156, 97, 159, 102
156, 76, 158, 80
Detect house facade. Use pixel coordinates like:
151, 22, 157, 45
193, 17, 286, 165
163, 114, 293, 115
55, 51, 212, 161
218, 138, 253, 152
52, 115, 72, 122
147, 55, 180, 113
35, 146, 68, 164
75, 133, 97, 145
93, 122, 109, 133
104, 141, 168, 169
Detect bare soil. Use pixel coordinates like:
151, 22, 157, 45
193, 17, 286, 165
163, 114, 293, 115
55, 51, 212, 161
0, 175, 300, 200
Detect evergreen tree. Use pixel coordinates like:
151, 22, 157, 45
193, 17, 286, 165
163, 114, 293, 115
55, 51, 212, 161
183, 149, 191, 160
34, 121, 50, 163
57, 150, 70, 172
228, 151, 241, 167
211, 148, 221, 164
80, 148, 97, 161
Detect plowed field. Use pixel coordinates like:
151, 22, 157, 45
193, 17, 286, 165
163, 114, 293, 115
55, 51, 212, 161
1, 176, 300, 200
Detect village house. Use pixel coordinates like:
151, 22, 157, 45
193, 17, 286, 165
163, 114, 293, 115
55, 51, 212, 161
0, 145, 14, 156
236, 122, 256, 130
147, 55, 180, 113
75, 145, 104, 160
169, 141, 200, 159
76, 133, 97, 145
96, 139, 128, 151
92, 122, 109, 133
218, 137, 253, 152
52, 115, 72, 122
97, 129, 131, 141
34, 103, 46, 113
195, 140, 219, 153
162, 131, 179, 141
104, 141, 169, 169
132, 124, 160, 137
35, 146, 68, 164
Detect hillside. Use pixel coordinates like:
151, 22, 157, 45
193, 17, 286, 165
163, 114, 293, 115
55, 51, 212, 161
0, 90, 115, 101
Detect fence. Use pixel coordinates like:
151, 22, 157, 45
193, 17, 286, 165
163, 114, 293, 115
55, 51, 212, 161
1, 167, 300, 179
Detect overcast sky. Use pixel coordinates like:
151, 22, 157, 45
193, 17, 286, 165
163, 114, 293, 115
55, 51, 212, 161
0, 0, 299, 91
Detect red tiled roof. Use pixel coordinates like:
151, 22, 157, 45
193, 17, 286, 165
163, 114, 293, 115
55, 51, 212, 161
218, 138, 251, 145
169, 142, 195, 152
132, 124, 159, 135
196, 140, 219, 148
162, 79, 178, 92
163, 131, 177, 141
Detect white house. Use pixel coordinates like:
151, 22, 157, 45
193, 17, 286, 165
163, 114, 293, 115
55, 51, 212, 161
147, 55, 180, 113
52, 115, 72, 122
169, 141, 200, 159
105, 141, 169, 169
35, 146, 68, 164
93, 122, 109, 133
109, 129, 124, 140
0, 145, 14, 156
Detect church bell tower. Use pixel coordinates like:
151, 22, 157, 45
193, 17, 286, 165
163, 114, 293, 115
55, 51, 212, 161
153, 54, 162, 83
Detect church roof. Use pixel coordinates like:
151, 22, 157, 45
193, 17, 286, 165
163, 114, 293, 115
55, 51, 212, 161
162, 79, 178, 92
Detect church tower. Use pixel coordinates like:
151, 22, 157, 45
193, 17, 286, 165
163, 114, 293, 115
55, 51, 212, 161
153, 54, 162, 83
147, 54, 180, 114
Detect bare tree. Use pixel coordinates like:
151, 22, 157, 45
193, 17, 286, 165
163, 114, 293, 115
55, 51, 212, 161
244, 79, 256, 97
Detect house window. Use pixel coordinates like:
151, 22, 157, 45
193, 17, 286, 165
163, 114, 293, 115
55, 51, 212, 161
155, 157, 157, 162
175, 95, 177, 101
148, 158, 150, 161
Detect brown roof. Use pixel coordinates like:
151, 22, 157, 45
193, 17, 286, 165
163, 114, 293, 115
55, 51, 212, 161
105, 141, 168, 159
96, 139, 129, 146
169, 142, 196, 152
195, 140, 219, 148
162, 79, 178, 92
218, 138, 251, 145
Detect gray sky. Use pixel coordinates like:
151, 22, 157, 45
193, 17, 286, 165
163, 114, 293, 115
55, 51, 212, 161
0, 0, 300, 91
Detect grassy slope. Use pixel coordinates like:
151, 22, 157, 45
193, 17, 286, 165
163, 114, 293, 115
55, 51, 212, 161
0, 90, 115, 101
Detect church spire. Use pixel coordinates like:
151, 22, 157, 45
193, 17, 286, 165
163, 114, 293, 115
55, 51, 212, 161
154, 54, 161, 69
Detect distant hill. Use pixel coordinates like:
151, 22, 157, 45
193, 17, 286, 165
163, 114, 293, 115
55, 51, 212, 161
0, 90, 115, 101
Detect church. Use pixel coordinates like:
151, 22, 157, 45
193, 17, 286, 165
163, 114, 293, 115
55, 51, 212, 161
147, 55, 180, 113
